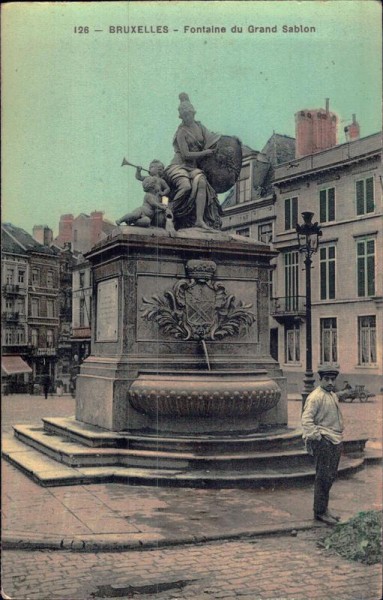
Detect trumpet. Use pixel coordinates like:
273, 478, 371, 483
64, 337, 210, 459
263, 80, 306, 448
121, 157, 150, 173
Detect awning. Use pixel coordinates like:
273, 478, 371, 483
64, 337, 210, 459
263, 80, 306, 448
1, 356, 32, 375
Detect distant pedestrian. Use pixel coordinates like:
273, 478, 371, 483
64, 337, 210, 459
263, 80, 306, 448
42, 374, 51, 399
301, 365, 344, 525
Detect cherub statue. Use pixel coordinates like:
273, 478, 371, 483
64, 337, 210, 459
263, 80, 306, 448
116, 176, 168, 227
135, 159, 170, 201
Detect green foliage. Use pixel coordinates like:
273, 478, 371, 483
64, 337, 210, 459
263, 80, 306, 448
321, 511, 382, 565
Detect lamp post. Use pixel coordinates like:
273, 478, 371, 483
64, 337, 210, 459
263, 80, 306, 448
296, 212, 322, 410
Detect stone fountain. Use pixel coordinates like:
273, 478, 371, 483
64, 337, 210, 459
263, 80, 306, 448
4, 93, 367, 487
7, 226, 365, 488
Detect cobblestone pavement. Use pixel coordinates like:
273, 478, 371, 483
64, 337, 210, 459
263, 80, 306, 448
1, 394, 76, 435
2, 531, 381, 600
1, 394, 382, 599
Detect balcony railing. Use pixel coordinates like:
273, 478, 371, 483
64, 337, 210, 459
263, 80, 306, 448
3, 284, 20, 294
2, 311, 20, 322
2, 339, 28, 347
270, 296, 306, 320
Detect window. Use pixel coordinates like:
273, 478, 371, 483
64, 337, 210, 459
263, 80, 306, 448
320, 318, 338, 364
238, 165, 251, 203
16, 329, 25, 344
47, 271, 53, 287
47, 299, 54, 318
358, 316, 376, 365
268, 269, 273, 300
285, 324, 300, 363
284, 197, 298, 230
357, 239, 375, 297
356, 177, 374, 215
31, 328, 38, 347
17, 298, 25, 314
236, 227, 250, 237
74, 229, 78, 243
319, 187, 335, 222
18, 270, 25, 284
6, 298, 13, 311
284, 251, 299, 310
320, 246, 336, 300
5, 330, 13, 345
6, 269, 14, 284
32, 269, 39, 285
258, 222, 273, 244
46, 329, 54, 347
31, 298, 39, 317
79, 298, 85, 327
79, 272, 85, 288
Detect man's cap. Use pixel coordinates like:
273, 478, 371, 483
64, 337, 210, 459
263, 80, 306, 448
318, 365, 339, 377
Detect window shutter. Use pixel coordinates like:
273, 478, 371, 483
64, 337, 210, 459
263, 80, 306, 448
292, 197, 298, 228
320, 260, 327, 300
328, 188, 335, 221
356, 180, 364, 215
366, 177, 374, 213
285, 198, 291, 230
319, 190, 327, 222
367, 254, 375, 296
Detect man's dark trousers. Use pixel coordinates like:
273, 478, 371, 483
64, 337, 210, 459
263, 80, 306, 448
312, 437, 342, 516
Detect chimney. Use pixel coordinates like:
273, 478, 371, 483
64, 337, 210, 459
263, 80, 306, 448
90, 211, 104, 246
33, 225, 45, 244
58, 214, 74, 245
43, 227, 53, 245
344, 114, 360, 142
295, 98, 338, 158
33, 225, 53, 246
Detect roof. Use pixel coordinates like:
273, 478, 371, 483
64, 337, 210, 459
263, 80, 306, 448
221, 187, 236, 209
242, 144, 258, 157
1, 223, 59, 256
262, 133, 296, 166
274, 132, 382, 183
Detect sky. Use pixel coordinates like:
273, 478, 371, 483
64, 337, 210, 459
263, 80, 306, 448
2, 0, 381, 237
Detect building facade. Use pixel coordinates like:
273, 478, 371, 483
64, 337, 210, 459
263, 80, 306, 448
222, 126, 382, 394
272, 132, 382, 393
54, 211, 115, 254
2, 223, 60, 390
1, 231, 30, 392
71, 255, 92, 364
55, 244, 77, 392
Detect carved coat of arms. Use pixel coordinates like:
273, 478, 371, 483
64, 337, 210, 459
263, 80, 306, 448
141, 260, 256, 341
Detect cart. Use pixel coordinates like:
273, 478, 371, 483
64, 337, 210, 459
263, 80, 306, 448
337, 384, 374, 403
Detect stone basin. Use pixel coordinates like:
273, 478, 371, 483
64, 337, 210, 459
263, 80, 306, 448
128, 370, 281, 433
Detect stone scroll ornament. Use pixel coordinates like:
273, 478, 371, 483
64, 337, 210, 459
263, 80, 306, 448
140, 260, 256, 341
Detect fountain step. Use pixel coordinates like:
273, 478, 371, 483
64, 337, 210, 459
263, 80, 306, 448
2, 434, 365, 489
12, 423, 368, 473
42, 417, 305, 452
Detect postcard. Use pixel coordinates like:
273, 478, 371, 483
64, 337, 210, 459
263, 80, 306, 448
2, 2, 382, 599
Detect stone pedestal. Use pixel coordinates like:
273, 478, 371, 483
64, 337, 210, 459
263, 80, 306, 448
76, 227, 287, 432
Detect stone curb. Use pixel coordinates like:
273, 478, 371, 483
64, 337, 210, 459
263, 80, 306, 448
2, 520, 324, 552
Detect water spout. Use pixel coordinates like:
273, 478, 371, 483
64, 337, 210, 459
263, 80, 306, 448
201, 339, 211, 371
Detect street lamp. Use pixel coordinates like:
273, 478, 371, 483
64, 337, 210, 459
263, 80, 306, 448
296, 212, 322, 409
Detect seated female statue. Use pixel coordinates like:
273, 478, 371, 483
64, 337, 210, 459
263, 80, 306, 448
165, 93, 222, 230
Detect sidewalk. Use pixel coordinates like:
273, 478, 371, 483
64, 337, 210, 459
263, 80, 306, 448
2, 395, 382, 552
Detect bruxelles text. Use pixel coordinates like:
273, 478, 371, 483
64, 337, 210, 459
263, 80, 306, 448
108, 25, 317, 34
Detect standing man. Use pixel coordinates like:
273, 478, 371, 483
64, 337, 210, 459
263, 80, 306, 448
301, 365, 344, 525
42, 373, 51, 399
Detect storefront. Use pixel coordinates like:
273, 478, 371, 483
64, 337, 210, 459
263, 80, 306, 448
1, 355, 32, 394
